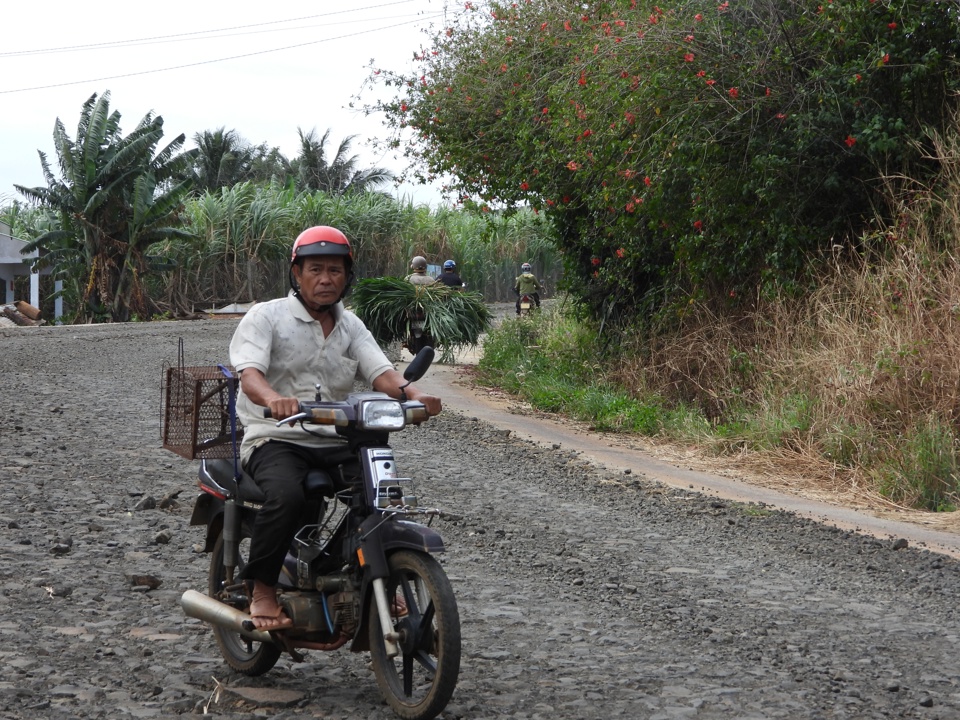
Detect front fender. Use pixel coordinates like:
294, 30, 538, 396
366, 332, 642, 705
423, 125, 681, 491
350, 519, 446, 653
380, 519, 446, 555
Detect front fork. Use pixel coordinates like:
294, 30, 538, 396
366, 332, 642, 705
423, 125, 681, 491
372, 577, 401, 657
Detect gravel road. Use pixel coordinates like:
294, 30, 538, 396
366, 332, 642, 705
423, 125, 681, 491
2, 319, 960, 720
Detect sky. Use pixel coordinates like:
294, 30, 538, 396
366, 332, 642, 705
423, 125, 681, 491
0, 0, 451, 206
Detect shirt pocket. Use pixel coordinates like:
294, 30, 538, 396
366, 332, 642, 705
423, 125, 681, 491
325, 355, 360, 399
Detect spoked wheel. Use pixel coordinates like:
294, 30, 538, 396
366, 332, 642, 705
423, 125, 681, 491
208, 526, 282, 676
369, 550, 461, 720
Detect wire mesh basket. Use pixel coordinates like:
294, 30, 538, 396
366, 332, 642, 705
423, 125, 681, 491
161, 365, 242, 460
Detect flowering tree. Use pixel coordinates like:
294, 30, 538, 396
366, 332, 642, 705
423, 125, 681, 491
372, 0, 960, 318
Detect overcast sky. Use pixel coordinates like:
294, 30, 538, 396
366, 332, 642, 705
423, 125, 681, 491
0, 0, 450, 206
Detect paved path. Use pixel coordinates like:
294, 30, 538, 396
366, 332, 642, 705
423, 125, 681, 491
415, 360, 960, 559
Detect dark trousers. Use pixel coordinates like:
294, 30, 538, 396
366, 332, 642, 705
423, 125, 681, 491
240, 441, 337, 586
516, 292, 540, 314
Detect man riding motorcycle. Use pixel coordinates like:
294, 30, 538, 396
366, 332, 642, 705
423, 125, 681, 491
405, 255, 435, 286
436, 259, 465, 289
228, 225, 441, 630
514, 262, 543, 315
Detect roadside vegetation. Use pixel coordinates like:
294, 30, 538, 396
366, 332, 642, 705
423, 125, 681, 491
450, 0, 960, 512
6, 0, 960, 512
479, 147, 960, 511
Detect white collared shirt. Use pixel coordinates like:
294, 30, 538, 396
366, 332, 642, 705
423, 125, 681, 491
230, 294, 394, 463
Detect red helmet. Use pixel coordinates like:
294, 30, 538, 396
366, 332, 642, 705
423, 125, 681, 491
291, 226, 353, 265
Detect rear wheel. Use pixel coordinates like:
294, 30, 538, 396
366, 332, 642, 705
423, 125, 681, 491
208, 526, 282, 676
369, 550, 460, 720
407, 332, 433, 355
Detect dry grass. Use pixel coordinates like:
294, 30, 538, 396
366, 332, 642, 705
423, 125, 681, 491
611, 128, 960, 510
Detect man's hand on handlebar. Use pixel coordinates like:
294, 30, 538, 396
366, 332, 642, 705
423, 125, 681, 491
267, 396, 301, 425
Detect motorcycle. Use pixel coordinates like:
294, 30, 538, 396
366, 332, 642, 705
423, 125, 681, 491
179, 348, 460, 720
404, 305, 435, 355
518, 292, 536, 315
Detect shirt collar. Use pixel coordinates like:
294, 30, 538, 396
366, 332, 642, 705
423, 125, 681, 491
286, 293, 343, 323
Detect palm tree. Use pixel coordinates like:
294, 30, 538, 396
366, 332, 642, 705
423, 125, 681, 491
293, 128, 394, 195
191, 128, 255, 193
15, 91, 197, 322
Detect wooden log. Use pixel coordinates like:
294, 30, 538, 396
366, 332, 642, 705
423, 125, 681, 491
14, 300, 42, 321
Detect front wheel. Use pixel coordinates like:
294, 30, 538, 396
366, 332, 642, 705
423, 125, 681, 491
208, 526, 282, 676
369, 550, 461, 720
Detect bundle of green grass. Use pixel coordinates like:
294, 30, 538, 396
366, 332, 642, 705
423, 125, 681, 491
350, 277, 492, 357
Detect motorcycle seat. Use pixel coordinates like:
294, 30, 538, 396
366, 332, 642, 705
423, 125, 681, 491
201, 459, 267, 504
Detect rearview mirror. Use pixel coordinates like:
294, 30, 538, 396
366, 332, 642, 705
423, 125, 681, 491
403, 346, 435, 383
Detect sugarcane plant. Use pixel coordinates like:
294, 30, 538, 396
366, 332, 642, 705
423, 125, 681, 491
350, 277, 492, 362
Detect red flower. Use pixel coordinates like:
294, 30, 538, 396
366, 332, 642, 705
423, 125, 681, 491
693, 220, 703, 231
765, 87, 771, 96
695, 13, 703, 21
626, 201, 636, 213
501, 63, 508, 72
728, 87, 739, 99
564, 20, 572, 31
888, 22, 897, 29
578, 72, 587, 86
718, 1, 729, 10
696, 70, 706, 78
591, 257, 601, 266
400, 102, 408, 112
582, 129, 592, 138
644, 176, 652, 186
882, 53, 890, 64
706, 79, 716, 86
624, 111, 635, 124
566, 161, 581, 171
542, 107, 549, 114
684, 35, 695, 42
540, 21, 548, 31
684, 53, 695, 62
520, 181, 530, 190
844, 135, 856, 147
562, 195, 571, 203
616, 248, 626, 258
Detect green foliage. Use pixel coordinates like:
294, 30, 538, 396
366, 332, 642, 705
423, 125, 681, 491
372, 0, 960, 318
292, 128, 394, 195
477, 305, 670, 434
15, 91, 196, 322
877, 414, 960, 511
350, 277, 492, 353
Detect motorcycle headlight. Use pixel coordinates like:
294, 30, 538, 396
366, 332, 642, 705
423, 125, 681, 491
359, 399, 406, 430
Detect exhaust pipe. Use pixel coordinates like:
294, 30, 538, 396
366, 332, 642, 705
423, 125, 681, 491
181, 589, 274, 644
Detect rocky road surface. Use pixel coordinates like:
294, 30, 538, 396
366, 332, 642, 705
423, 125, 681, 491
2, 319, 960, 720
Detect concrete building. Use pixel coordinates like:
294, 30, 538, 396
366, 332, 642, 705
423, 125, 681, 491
0, 221, 39, 307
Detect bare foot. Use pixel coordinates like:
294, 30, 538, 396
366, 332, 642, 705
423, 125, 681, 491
247, 580, 293, 631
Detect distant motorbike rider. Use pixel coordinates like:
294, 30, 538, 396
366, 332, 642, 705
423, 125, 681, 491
436, 259, 465, 289
405, 256, 435, 286
514, 262, 543, 315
